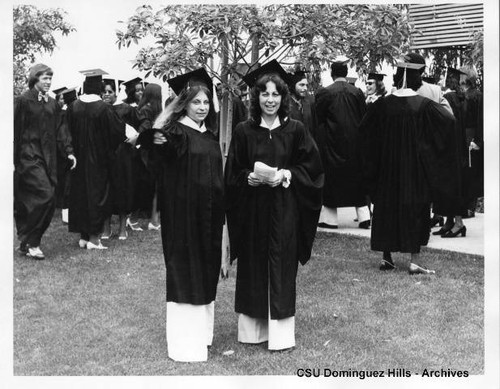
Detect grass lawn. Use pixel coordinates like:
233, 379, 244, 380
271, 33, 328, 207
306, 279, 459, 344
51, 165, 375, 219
13, 215, 484, 376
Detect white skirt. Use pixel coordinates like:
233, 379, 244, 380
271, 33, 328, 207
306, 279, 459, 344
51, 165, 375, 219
166, 301, 214, 362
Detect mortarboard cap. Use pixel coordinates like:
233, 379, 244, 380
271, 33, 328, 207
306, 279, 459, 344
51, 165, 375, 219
242, 59, 290, 88
52, 86, 68, 96
167, 68, 213, 95
62, 88, 78, 105
79, 68, 108, 79
122, 77, 143, 90
446, 67, 466, 78
367, 73, 385, 82
396, 53, 426, 70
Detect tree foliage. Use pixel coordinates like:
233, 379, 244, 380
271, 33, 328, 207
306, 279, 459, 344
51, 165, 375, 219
13, 5, 75, 96
116, 4, 414, 94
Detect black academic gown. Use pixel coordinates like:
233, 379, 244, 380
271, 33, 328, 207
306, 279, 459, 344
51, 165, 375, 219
433, 91, 468, 216
67, 98, 125, 236
289, 95, 317, 138
315, 81, 367, 207
360, 93, 460, 253
138, 120, 224, 305
110, 102, 145, 214
14, 88, 72, 247
225, 118, 324, 320
55, 108, 74, 209
462, 88, 483, 199
133, 104, 158, 214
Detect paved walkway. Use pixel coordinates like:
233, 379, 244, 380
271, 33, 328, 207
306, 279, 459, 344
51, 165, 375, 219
317, 207, 484, 256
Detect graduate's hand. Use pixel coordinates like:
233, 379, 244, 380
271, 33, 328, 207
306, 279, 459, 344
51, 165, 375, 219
153, 131, 167, 145
248, 172, 263, 186
469, 141, 480, 151
68, 154, 77, 170
267, 170, 284, 187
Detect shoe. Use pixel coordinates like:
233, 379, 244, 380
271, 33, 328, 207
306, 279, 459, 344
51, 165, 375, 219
432, 226, 452, 236
101, 233, 111, 240
78, 239, 89, 248
126, 218, 143, 231
86, 241, 108, 250
429, 215, 444, 228
441, 225, 466, 238
379, 259, 396, 271
18, 243, 28, 255
408, 263, 435, 275
148, 222, 161, 231
118, 231, 128, 240
26, 246, 45, 260
359, 220, 371, 229
318, 222, 338, 229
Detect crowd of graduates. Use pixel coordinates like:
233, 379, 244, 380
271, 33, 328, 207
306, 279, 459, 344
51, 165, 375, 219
14, 51, 483, 362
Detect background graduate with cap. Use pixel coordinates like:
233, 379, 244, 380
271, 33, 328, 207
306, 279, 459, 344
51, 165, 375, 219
224, 59, 323, 352
137, 67, 224, 362
365, 72, 387, 104
288, 69, 317, 138
359, 55, 460, 274
66, 69, 125, 250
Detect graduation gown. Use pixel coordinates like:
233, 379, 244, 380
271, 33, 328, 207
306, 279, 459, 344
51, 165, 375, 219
110, 102, 145, 214
225, 118, 324, 320
433, 91, 468, 216
360, 92, 460, 253
139, 119, 224, 305
289, 95, 317, 138
14, 88, 72, 246
55, 108, 74, 209
133, 104, 158, 213
462, 88, 483, 198
67, 98, 125, 235
315, 81, 367, 207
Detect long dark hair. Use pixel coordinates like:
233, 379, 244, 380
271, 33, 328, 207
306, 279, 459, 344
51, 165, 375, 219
138, 83, 162, 118
249, 73, 290, 123
154, 84, 216, 131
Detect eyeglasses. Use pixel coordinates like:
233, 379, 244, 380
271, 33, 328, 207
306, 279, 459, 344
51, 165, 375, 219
366, 81, 375, 85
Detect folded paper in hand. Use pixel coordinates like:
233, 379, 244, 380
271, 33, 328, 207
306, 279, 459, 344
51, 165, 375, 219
254, 161, 278, 182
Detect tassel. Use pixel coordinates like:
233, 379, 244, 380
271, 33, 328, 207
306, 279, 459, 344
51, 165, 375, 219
213, 83, 220, 113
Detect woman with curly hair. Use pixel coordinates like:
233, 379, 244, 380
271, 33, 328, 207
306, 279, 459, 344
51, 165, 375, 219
225, 60, 324, 351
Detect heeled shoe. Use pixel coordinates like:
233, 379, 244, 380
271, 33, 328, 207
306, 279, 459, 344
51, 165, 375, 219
318, 222, 338, 229
358, 220, 371, 229
432, 226, 452, 236
126, 218, 143, 231
408, 263, 435, 275
429, 215, 444, 228
441, 225, 466, 238
148, 222, 161, 231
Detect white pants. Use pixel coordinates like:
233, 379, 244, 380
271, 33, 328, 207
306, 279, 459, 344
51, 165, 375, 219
166, 301, 214, 362
319, 205, 370, 225
238, 313, 295, 350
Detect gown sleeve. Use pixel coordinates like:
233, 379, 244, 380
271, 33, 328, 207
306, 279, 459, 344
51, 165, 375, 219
287, 122, 324, 265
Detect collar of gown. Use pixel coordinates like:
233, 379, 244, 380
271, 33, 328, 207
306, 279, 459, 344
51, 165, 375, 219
392, 88, 418, 97
260, 115, 282, 130
80, 94, 101, 103
333, 77, 347, 83
178, 115, 207, 133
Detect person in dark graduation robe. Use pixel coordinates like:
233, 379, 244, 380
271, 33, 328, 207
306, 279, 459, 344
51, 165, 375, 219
101, 80, 146, 239
432, 67, 469, 238
359, 58, 460, 274
66, 72, 125, 249
460, 66, 483, 218
14, 64, 76, 259
314, 55, 370, 229
137, 68, 224, 362
225, 60, 324, 351
288, 70, 317, 138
